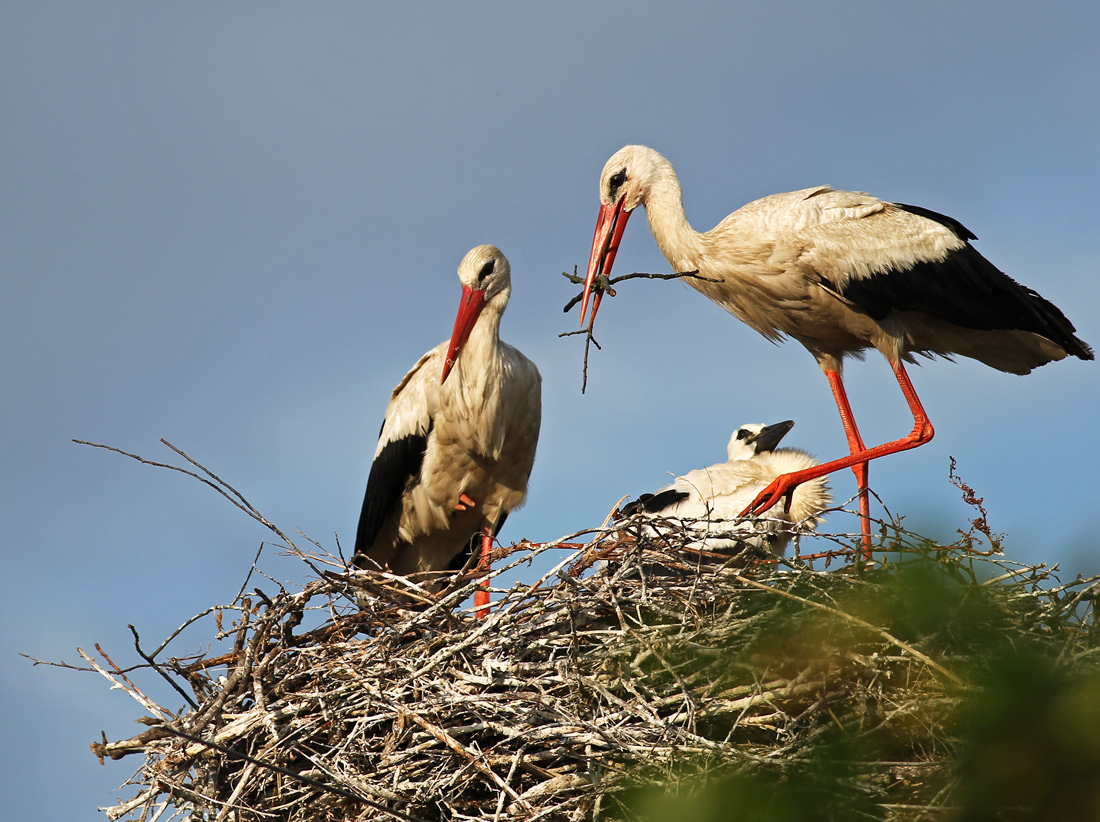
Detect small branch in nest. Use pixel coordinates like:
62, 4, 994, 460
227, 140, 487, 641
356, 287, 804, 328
73, 438, 297, 550
155, 724, 433, 822
558, 266, 717, 393
129, 624, 198, 710
948, 457, 1003, 556
78, 646, 170, 720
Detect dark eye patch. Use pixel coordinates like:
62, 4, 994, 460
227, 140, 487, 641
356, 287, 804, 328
608, 169, 627, 199
736, 428, 751, 441
477, 260, 494, 282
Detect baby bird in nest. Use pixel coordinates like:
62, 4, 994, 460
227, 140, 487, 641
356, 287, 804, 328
619, 420, 831, 556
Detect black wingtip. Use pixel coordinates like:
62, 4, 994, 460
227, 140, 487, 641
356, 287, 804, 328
838, 237, 1093, 363
620, 489, 690, 518
353, 426, 431, 562
895, 202, 977, 241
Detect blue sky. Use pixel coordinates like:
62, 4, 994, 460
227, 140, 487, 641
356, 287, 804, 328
3, 3, 1098, 817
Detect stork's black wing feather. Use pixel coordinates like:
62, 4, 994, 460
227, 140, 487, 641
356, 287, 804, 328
838, 204, 1093, 360
894, 203, 977, 241
620, 488, 690, 518
352, 420, 432, 565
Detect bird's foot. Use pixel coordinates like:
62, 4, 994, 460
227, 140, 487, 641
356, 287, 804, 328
454, 493, 477, 512
742, 477, 796, 517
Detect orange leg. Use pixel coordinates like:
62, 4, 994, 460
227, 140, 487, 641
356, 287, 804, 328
474, 526, 492, 619
825, 369, 872, 558
742, 360, 935, 559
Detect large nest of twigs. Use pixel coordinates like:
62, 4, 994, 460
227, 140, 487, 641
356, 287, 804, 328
74, 486, 1100, 822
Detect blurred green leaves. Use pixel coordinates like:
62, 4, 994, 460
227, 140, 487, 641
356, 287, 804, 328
952, 653, 1100, 821
589, 550, 1100, 821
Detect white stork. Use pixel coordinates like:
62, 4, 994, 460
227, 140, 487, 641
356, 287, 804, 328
582, 145, 1093, 555
619, 420, 831, 556
353, 245, 541, 613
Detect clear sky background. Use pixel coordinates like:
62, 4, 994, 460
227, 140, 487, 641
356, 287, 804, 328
3, 3, 1098, 817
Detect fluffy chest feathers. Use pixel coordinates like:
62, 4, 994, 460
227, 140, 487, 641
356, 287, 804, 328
418, 337, 541, 518
436, 341, 538, 458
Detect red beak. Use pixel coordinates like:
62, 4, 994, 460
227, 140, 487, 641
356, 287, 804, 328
441, 285, 486, 384
579, 197, 631, 328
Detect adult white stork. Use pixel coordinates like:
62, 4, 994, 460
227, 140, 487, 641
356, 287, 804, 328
353, 245, 541, 614
582, 145, 1093, 555
619, 420, 831, 556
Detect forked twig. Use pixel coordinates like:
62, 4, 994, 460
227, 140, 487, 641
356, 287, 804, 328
559, 266, 717, 314
73, 438, 297, 549
558, 266, 717, 393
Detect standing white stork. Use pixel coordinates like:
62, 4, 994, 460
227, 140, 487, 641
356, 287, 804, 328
619, 420, 831, 556
582, 145, 1093, 555
353, 245, 541, 614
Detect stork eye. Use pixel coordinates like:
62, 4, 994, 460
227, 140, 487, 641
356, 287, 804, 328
608, 169, 627, 198
477, 260, 494, 282
736, 429, 751, 440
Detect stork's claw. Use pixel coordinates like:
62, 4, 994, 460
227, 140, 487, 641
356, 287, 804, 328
455, 493, 477, 512
741, 476, 797, 518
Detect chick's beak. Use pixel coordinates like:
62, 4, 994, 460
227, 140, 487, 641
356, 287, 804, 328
751, 420, 796, 453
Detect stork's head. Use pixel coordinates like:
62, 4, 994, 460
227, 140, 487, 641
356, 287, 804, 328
580, 145, 669, 327
726, 420, 796, 462
442, 245, 512, 384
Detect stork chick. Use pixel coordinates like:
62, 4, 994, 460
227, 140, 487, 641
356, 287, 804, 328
620, 420, 831, 556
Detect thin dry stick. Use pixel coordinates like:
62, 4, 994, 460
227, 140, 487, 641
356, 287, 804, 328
73, 439, 297, 548
78, 647, 170, 719
128, 625, 199, 710
559, 266, 716, 314
559, 267, 716, 392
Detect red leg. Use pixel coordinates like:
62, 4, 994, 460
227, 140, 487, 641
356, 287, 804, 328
742, 360, 934, 558
825, 369, 873, 558
474, 526, 492, 619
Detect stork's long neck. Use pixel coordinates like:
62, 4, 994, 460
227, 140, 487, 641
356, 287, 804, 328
446, 300, 508, 457
457, 302, 504, 384
641, 161, 704, 274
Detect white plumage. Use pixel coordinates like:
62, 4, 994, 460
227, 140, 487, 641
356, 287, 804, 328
353, 246, 541, 586
583, 145, 1092, 553
619, 421, 831, 556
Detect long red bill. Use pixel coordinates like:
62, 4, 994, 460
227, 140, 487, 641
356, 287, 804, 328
579, 198, 631, 328
441, 285, 486, 384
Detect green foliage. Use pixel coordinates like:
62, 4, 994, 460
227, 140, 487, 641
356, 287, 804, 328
952, 654, 1100, 821
592, 547, 1100, 821
619, 734, 885, 821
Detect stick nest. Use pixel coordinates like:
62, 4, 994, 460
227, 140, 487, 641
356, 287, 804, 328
73, 509, 1100, 821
